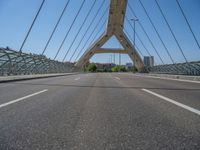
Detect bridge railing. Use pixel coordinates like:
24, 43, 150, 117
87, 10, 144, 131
0, 48, 74, 76
147, 62, 200, 76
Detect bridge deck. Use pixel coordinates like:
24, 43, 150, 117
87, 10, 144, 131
0, 73, 199, 149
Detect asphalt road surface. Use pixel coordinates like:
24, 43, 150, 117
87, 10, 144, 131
0, 73, 199, 150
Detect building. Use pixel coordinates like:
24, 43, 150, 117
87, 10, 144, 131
144, 56, 154, 67
125, 63, 133, 70
95, 63, 116, 72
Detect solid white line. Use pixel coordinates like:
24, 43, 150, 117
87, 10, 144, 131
75, 77, 80, 80
134, 74, 200, 84
142, 89, 200, 116
114, 77, 120, 80
0, 89, 48, 109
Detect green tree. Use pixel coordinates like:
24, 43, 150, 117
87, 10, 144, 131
111, 66, 118, 72
119, 66, 127, 72
111, 66, 127, 72
87, 63, 97, 72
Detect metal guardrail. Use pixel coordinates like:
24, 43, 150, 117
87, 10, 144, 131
0, 48, 74, 76
147, 62, 200, 76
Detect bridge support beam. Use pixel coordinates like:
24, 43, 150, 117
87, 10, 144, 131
75, 0, 144, 71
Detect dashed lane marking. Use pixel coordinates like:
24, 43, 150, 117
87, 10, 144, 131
0, 89, 48, 109
142, 88, 200, 116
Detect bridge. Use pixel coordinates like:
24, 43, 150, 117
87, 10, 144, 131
0, 0, 200, 149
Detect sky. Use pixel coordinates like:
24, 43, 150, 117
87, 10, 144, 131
0, 0, 200, 65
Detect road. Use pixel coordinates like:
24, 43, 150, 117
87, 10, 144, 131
0, 73, 199, 150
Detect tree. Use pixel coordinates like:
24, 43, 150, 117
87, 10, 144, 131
87, 63, 97, 72
111, 66, 119, 72
111, 66, 127, 72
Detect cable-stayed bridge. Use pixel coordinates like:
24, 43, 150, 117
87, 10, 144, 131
0, 0, 200, 75
0, 0, 200, 149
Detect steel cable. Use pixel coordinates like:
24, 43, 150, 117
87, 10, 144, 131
54, 0, 85, 60
126, 18, 151, 57
127, 4, 164, 64
69, 0, 106, 62
41, 0, 70, 55
175, 0, 200, 51
20, 0, 45, 52
137, 0, 175, 64
74, 8, 108, 62
155, 0, 188, 63
62, 0, 97, 62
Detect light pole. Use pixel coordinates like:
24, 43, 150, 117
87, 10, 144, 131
131, 18, 139, 46
113, 53, 115, 65
131, 18, 139, 69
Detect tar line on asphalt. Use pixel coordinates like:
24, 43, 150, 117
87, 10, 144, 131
0, 89, 48, 109
142, 89, 200, 116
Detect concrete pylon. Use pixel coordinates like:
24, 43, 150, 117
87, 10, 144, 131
75, 0, 144, 71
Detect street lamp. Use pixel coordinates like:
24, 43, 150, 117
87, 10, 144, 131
130, 18, 139, 46
131, 18, 139, 69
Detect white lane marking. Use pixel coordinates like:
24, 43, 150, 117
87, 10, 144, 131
142, 89, 200, 116
0, 89, 48, 109
134, 74, 200, 84
75, 77, 80, 81
114, 77, 120, 80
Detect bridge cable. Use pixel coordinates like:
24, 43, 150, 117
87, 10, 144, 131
126, 18, 152, 57
155, 0, 188, 63
155, 0, 200, 73
124, 27, 151, 71
41, 0, 70, 55
137, 0, 175, 64
74, 8, 108, 62
74, 20, 107, 62
19, 0, 45, 52
53, 0, 85, 60
69, 0, 106, 62
62, 0, 97, 62
127, 4, 164, 65
75, 19, 107, 62
175, 0, 200, 51
123, 28, 144, 57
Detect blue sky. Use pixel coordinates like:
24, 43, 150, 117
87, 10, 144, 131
0, 0, 199, 65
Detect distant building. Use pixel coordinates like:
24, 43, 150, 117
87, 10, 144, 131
95, 63, 115, 71
144, 56, 154, 67
125, 63, 133, 70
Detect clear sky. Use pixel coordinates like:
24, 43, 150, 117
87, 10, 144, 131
0, 0, 199, 65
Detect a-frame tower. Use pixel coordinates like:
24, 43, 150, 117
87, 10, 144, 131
75, 0, 144, 71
